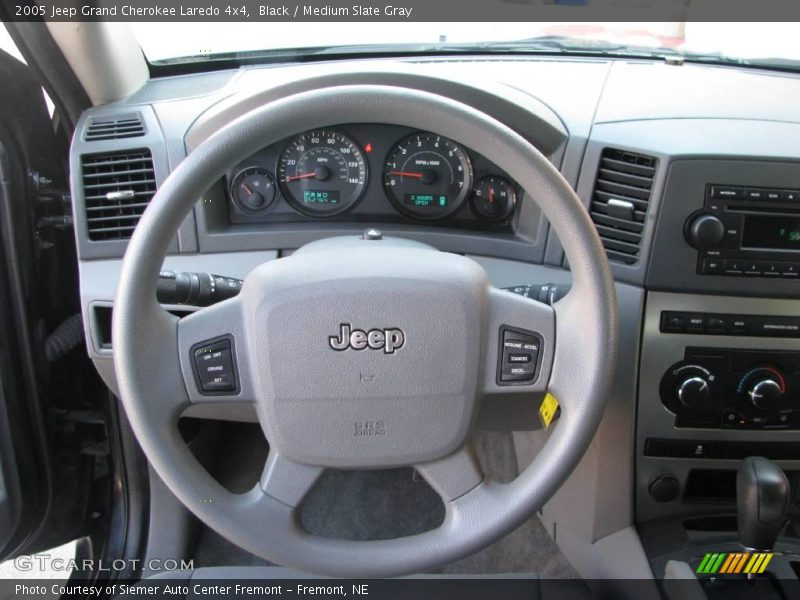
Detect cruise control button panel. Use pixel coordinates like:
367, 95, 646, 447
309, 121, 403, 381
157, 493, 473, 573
191, 336, 238, 394
497, 326, 542, 385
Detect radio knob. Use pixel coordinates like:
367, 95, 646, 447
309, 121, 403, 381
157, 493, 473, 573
677, 376, 710, 408
686, 213, 725, 249
747, 379, 783, 410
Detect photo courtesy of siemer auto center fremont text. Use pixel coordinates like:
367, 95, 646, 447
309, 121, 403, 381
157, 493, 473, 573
2, 1, 800, 599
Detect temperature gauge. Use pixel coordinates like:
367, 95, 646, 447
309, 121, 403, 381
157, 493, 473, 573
230, 167, 277, 214
472, 176, 517, 222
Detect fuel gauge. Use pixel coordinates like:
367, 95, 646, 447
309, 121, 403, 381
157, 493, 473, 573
230, 167, 277, 214
472, 176, 517, 222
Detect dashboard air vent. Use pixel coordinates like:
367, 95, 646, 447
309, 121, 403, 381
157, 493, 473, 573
589, 148, 657, 265
84, 114, 145, 141
81, 149, 156, 241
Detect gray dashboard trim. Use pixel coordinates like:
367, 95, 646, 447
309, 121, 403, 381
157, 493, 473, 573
183, 65, 569, 154
79, 250, 279, 395
540, 282, 643, 543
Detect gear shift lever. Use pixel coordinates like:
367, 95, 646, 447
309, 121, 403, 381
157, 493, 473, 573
737, 456, 790, 551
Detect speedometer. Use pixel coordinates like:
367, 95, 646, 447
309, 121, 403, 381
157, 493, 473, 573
277, 129, 368, 217
383, 133, 473, 220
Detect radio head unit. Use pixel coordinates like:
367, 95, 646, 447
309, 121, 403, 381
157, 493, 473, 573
688, 184, 800, 278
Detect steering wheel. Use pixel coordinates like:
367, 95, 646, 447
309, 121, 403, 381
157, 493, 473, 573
113, 84, 618, 577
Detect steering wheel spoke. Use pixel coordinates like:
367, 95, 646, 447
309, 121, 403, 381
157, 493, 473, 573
259, 451, 324, 508
415, 444, 485, 503
177, 296, 254, 403
480, 287, 555, 398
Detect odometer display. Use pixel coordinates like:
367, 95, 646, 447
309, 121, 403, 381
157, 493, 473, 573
404, 194, 447, 208
278, 130, 367, 216
303, 190, 340, 205
383, 133, 473, 220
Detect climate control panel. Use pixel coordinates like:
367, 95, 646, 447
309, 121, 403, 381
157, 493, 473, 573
660, 347, 800, 429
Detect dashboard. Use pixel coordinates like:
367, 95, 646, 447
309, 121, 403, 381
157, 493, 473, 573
68, 56, 800, 566
224, 124, 521, 232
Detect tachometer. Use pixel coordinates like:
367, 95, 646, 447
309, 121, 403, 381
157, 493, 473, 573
383, 133, 473, 220
277, 129, 368, 216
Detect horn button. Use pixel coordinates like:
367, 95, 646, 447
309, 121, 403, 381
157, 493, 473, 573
240, 246, 488, 468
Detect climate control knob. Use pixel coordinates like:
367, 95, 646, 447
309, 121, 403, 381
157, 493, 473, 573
747, 379, 783, 411
686, 213, 725, 249
677, 376, 711, 408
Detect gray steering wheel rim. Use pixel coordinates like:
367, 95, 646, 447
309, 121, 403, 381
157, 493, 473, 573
113, 83, 618, 577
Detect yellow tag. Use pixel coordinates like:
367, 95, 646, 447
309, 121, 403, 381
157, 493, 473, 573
539, 393, 560, 429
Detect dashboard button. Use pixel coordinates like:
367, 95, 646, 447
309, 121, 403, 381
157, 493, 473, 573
749, 316, 800, 337
673, 440, 715, 459
781, 263, 800, 277
661, 312, 686, 332
730, 318, 749, 334
765, 190, 782, 201
764, 411, 793, 429
723, 259, 743, 274
706, 317, 726, 333
759, 261, 781, 276
743, 261, 761, 275
700, 257, 723, 274
685, 314, 706, 332
744, 188, 765, 200
710, 186, 743, 200
722, 410, 747, 428
781, 190, 800, 201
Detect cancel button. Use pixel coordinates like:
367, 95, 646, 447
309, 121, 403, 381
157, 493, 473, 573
508, 353, 532, 363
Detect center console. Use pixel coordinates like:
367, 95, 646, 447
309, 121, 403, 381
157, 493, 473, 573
638, 293, 800, 522
639, 157, 800, 520
634, 156, 800, 591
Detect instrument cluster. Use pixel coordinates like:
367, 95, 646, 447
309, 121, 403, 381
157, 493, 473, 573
225, 124, 521, 229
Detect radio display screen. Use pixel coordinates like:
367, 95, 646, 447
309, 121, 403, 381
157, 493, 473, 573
742, 215, 800, 250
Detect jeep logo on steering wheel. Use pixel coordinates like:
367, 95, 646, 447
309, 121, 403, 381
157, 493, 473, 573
328, 324, 405, 354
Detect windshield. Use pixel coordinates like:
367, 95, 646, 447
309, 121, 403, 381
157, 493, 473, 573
134, 22, 800, 69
